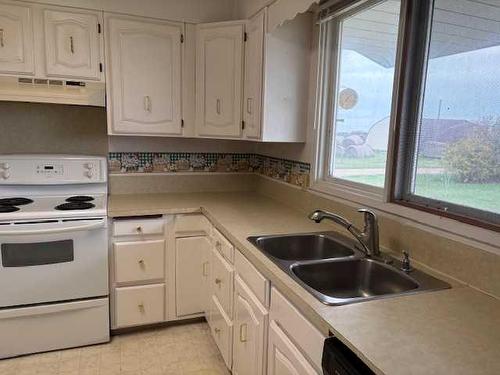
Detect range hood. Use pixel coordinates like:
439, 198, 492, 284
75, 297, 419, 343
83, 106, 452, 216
0, 77, 105, 107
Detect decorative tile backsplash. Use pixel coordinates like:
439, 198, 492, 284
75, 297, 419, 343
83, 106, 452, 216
108, 152, 310, 188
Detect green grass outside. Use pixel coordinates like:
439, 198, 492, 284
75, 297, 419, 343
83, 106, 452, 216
345, 174, 500, 213
334, 151, 442, 169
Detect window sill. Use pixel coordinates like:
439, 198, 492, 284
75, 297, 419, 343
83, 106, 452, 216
309, 179, 500, 254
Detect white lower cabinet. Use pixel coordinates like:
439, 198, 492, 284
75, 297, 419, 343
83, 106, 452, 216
115, 284, 165, 328
208, 295, 233, 368
175, 236, 211, 317
233, 275, 268, 375
267, 320, 317, 375
114, 239, 165, 284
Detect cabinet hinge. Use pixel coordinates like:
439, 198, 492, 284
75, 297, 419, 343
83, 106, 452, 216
242, 121, 245, 130
244, 32, 248, 42
98, 23, 102, 34
181, 119, 184, 128
181, 34, 184, 43
99, 63, 103, 72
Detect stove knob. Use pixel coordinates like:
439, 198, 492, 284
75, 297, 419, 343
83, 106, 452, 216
84, 163, 95, 170
1, 171, 10, 179
0, 163, 9, 170
85, 171, 94, 178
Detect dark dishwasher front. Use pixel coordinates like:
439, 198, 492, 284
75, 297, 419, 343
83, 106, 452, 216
322, 337, 375, 375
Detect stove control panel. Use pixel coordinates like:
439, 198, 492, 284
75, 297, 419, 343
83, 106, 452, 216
0, 156, 107, 184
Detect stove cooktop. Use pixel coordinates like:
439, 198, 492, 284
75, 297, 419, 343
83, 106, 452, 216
0, 194, 106, 221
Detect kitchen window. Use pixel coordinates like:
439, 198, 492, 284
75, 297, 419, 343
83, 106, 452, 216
315, 0, 403, 193
393, 0, 500, 228
315, 0, 500, 230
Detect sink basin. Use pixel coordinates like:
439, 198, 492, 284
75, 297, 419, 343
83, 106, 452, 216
247, 231, 450, 306
291, 258, 419, 304
247, 233, 354, 261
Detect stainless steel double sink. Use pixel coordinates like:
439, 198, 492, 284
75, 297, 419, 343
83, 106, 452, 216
247, 233, 450, 306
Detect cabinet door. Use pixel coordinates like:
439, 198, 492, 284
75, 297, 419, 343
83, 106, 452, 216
196, 22, 244, 138
233, 276, 268, 375
106, 16, 182, 135
243, 11, 265, 140
267, 320, 318, 375
43, 9, 102, 80
0, 3, 34, 75
175, 236, 211, 317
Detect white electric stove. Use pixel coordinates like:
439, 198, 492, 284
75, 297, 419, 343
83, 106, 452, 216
0, 155, 110, 359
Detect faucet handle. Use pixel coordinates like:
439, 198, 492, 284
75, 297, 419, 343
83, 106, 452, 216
357, 208, 377, 221
401, 250, 412, 273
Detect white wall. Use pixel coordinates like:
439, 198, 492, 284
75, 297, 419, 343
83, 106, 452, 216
108, 136, 256, 154
233, 0, 274, 18
24, 0, 235, 22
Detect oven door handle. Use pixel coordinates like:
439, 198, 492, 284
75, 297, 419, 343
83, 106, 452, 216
0, 221, 105, 236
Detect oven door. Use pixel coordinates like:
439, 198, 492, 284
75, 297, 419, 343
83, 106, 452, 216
0, 218, 108, 307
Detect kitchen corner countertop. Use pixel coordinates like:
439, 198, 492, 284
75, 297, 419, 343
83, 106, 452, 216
109, 192, 500, 375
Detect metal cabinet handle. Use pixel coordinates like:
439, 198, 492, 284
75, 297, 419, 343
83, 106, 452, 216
214, 327, 221, 334
246, 98, 253, 114
239, 323, 248, 342
136, 226, 143, 233
138, 303, 145, 313
215, 241, 222, 250
215, 278, 222, 286
0, 29, 4, 48
202, 261, 209, 276
70, 36, 74, 54
144, 96, 152, 112
216, 99, 221, 115
138, 259, 145, 267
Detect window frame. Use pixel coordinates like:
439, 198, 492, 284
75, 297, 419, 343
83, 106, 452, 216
312, 0, 406, 201
391, 0, 500, 231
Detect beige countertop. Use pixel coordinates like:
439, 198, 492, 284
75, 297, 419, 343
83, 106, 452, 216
109, 192, 500, 375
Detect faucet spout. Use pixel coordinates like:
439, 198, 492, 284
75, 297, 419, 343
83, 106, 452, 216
308, 209, 380, 257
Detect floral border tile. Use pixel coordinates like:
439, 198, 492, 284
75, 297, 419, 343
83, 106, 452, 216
108, 152, 311, 188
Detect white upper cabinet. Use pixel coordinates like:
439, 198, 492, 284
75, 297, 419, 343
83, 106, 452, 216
196, 21, 244, 138
243, 11, 265, 140
43, 9, 103, 81
0, 2, 34, 75
106, 15, 182, 136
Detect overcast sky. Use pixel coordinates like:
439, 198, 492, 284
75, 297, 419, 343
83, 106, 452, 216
337, 46, 500, 133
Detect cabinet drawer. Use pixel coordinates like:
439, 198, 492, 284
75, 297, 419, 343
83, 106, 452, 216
235, 249, 270, 308
115, 284, 164, 328
174, 214, 211, 236
114, 240, 165, 284
212, 228, 234, 263
113, 217, 164, 236
208, 295, 233, 369
211, 247, 234, 318
270, 287, 326, 371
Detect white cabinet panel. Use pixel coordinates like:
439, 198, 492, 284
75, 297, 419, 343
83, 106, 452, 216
267, 320, 318, 375
114, 240, 165, 284
115, 284, 164, 328
196, 22, 244, 138
208, 295, 233, 369
106, 15, 182, 135
0, 2, 34, 75
233, 275, 268, 375
211, 246, 234, 318
43, 9, 102, 80
175, 236, 211, 317
243, 10, 265, 140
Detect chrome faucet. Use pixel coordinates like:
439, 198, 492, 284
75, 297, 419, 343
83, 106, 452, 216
308, 208, 380, 257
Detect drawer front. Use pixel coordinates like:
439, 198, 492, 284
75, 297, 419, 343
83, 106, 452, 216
211, 247, 234, 318
114, 240, 165, 284
235, 249, 270, 308
209, 295, 233, 369
212, 228, 234, 263
113, 217, 164, 236
270, 287, 326, 372
115, 284, 164, 328
174, 214, 211, 236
